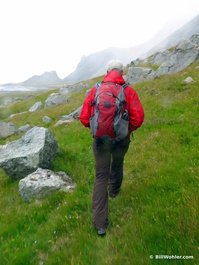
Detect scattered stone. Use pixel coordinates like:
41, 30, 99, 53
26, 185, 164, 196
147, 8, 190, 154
0, 127, 59, 179
19, 168, 77, 201
55, 105, 82, 126
0, 122, 18, 139
29, 101, 42, 112
184, 77, 194, 84
10, 111, 28, 118
43, 116, 52, 123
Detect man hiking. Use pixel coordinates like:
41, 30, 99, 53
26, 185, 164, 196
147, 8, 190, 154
80, 59, 144, 235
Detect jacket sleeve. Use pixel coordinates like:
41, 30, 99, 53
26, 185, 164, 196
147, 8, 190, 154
126, 87, 144, 131
79, 88, 95, 128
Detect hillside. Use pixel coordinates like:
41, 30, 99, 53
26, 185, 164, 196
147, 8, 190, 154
0, 60, 198, 264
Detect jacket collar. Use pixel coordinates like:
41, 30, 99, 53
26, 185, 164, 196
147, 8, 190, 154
103, 70, 125, 85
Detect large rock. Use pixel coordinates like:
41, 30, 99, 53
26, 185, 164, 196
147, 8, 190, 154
44, 93, 68, 109
19, 168, 77, 201
125, 67, 156, 84
0, 127, 59, 179
0, 121, 18, 139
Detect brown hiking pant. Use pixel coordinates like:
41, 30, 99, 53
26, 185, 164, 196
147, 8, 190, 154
92, 137, 130, 229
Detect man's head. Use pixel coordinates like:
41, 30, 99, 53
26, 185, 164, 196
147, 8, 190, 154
107, 59, 123, 74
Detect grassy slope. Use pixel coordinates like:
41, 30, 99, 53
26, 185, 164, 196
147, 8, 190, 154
0, 63, 198, 265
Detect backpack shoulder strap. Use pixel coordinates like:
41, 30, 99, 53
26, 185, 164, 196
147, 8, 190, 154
122, 82, 128, 89
96, 82, 101, 91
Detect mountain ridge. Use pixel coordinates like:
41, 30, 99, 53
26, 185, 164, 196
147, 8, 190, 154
1, 13, 199, 88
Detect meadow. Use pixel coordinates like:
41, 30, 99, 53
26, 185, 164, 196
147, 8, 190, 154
0, 61, 198, 265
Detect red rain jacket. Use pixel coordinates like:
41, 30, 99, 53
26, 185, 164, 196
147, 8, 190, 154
80, 70, 144, 137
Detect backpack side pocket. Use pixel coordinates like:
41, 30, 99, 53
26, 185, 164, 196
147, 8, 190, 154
90, 115, 98, 137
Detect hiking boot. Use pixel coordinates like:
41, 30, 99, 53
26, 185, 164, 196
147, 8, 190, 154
97, 228, 106, 236
109, 193, 118, 199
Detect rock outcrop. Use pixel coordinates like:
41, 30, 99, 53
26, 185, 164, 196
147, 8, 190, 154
0, 127, 59, 179
156, 38, 199, 76
19, 168, 76, 201
126, 34, 199, 85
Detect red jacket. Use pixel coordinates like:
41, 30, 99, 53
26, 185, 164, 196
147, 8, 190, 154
80, 70, 144, 136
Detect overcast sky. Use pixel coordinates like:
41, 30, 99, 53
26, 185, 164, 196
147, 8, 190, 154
0, 0, 199, 84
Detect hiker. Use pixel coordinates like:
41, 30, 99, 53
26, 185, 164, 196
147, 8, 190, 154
80, 59, 144, 235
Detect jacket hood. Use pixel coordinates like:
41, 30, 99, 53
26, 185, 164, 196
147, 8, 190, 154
103, 70, 125, 85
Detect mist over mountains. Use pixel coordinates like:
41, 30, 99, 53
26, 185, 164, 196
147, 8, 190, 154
1, 14, 199, 89
143, 14, 199, 58
64, 14, 199, 84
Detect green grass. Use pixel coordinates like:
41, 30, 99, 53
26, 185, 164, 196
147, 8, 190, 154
0, 62, 199, 264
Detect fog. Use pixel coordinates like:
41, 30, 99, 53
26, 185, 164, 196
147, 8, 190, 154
0, 0, 199, 85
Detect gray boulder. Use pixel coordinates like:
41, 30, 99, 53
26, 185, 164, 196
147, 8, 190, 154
43, 116, 52, 123
55, 105, 82, 126
125, 67, 156, 84
0, 122, 18, 139
29, 101, 42, 112
19, 168, 77, 202
44, 93, 68, 109
0, 127, 59, 179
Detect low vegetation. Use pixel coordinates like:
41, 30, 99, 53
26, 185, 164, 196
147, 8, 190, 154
0, 62, 198, 264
